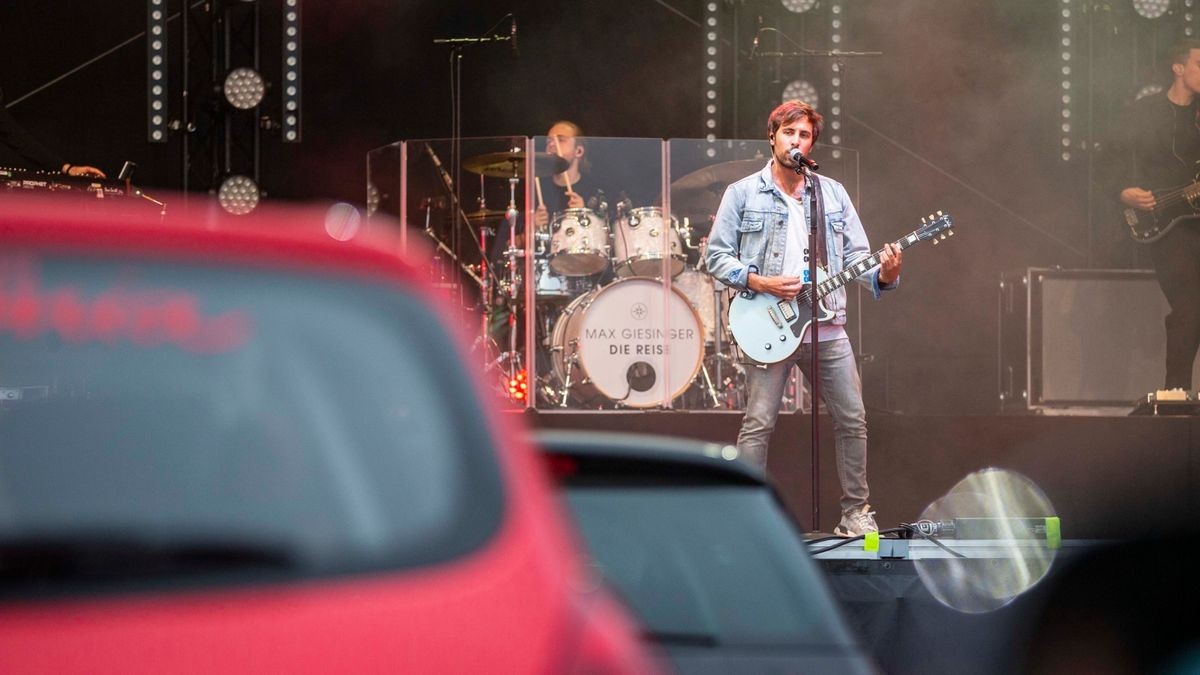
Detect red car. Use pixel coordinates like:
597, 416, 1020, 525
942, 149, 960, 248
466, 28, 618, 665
0, 196, 658, 674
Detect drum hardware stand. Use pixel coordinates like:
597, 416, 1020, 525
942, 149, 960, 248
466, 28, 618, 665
558, 341, 581, 408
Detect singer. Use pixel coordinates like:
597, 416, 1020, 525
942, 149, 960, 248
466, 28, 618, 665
704, 99, 903, 537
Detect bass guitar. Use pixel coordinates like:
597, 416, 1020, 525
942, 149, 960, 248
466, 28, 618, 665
727, 211, 953, 364
1124, 176, 1200, 243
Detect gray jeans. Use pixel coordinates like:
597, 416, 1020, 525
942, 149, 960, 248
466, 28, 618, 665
737, 338, 868, 514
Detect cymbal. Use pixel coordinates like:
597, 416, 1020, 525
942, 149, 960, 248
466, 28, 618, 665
463, 208, 507, 222
669, 158, 767, 217
462, 151, 569, 178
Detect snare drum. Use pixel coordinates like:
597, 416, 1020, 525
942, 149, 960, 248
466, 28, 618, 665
549, 208, 610, 276
550, 277, 704, 407
613, 207, 685, 278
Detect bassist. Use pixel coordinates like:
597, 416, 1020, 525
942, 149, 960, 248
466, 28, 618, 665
1117, 41, 1200, 389
704, 100, 902, 537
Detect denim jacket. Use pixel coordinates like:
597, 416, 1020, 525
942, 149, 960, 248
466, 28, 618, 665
704, 161, 897, 329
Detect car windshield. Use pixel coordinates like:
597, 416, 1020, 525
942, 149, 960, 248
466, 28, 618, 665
0, 251, 503, 591
563, 484, 856, 648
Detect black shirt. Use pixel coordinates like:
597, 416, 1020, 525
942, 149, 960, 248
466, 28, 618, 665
1118, 94, 1200, 193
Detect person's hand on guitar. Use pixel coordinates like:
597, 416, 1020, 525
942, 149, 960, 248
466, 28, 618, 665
748, 273, 804, 301
1120, 187, 1157, 211
878, 242, 903, 285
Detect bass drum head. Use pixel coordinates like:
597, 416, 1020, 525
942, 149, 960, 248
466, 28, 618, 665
550, 277, 703, 408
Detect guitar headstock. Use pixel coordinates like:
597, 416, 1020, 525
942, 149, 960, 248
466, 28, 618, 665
916, 211, 954, 245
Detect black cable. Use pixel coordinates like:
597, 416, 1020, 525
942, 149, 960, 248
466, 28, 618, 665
898, 523, 968, 559
807, 527, 907, 555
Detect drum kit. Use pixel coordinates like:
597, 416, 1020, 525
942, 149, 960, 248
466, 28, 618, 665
455, 149, 764, 409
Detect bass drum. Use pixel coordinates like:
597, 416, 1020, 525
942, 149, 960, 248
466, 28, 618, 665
550, 277, 704, 408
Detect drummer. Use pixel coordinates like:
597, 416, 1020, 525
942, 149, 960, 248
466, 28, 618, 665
490, 120, 605, 261
534, 120, 598, 226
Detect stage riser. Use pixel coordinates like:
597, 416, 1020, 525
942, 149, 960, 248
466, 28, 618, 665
523, 411, 1199, 540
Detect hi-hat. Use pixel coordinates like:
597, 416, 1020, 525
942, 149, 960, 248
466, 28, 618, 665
669, 158, 767, 218
463, 151, 569, 178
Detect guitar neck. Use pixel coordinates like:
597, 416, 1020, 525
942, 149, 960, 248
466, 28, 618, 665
811, 231, 921, 301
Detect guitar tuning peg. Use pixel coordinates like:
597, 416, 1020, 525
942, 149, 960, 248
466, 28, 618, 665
932, 239, 939, 245
921, 217, 927, 224
936, 210, 943, 216
948, 230, 955, 236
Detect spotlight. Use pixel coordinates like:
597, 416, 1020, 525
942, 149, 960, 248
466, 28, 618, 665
217, 175, 260, 215
782, 0, 817, 13
1131, 0, 1170, 18
781, 79, 819, 109
223, 67, 266, 110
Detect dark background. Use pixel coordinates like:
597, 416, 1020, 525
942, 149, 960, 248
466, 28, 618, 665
0, 0, 1188, 414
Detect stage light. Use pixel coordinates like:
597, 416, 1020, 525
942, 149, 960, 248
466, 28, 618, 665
223, 67, 265, 110
781, 0, 817, 13
217, 175, 260, 215
781, 79, 818, 108
1131, 0, 1171, 19
366, 182, 380, 217
508, 370, 529, 401
282, 0, 302, 142
146, 0, 168, 143
830, 3, 844, 159
703, 0, 719, 154
1060, 0, 1074, 161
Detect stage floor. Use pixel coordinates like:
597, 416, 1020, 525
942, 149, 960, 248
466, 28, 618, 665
519, 409, 1200, 541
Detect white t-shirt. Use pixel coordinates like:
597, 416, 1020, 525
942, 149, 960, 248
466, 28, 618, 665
779, 190, 847, 344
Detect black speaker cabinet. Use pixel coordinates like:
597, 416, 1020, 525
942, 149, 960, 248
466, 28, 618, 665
998, 268, 1199, 412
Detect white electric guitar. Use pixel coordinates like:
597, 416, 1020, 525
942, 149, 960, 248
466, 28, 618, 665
727, 212, 954, 364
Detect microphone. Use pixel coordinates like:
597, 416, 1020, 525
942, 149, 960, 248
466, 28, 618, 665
750, 34, 759, 60
510, 15, 518, 57
788, 147, 819, 172
424, 143, 453, 192
588, 189, 608, 214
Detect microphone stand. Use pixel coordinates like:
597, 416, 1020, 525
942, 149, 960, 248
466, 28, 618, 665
432, 15, 516, 362
802, 163, 823, 534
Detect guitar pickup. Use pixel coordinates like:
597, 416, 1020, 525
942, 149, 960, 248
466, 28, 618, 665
778, 301, 796, 322
766, 306, 783, 329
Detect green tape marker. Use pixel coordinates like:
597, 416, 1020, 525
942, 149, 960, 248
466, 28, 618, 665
864, 531, 880, 552
1044, 517, 1061, 550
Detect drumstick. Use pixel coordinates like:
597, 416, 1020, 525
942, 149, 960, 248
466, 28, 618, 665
563, 172, 573, 200
535, 177, 545, 210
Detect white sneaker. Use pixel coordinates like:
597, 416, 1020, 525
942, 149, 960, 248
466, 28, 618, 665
834, 504, 878, 537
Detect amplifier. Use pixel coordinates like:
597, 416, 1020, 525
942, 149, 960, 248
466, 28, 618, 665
998, 268, 1200, 412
